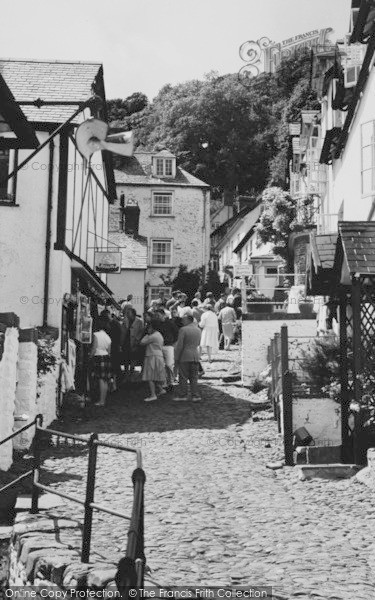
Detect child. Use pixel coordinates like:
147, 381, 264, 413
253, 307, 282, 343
140, 319, 166, 402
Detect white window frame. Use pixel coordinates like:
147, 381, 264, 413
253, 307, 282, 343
151, 191, 174, 216
361, 120, 375, 197
154, 157, 175, 178
265, 267, 278, 277
148, 286, 172, 304
150, 238, 173, 266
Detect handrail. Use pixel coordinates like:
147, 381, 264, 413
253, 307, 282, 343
0, 416, 38, 447
0, 414, 145, 584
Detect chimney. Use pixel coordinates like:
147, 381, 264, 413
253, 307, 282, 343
124, 203, 140, 235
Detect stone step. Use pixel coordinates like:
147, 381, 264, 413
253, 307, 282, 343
298, 463, 363, 480
15, 493, 65, 511
294, 445, 342, 465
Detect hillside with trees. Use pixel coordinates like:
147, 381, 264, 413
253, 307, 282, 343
107, 50, 319, 199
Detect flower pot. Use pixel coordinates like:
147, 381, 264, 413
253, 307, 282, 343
299, 302, 314, 317
247, 303, 273, 314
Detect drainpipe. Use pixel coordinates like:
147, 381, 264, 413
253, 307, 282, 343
202, 189, 207, 279
43, 141, 54, 327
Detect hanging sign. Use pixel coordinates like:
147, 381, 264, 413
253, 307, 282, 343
94, 251, 121, 274
234, 263, 252, 278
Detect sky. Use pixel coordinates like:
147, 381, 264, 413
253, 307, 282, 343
3, 0, 352, 101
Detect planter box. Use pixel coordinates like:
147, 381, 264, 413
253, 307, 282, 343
246, 303, 273, 314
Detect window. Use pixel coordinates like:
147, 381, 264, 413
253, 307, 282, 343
155, 157, 174, 177
361, 121, 375, 196
265, 267, 278, 277
149, 286, 171, 304
152, 192, 173, 216
151, 239, 172, 266
0, 149, 16, 202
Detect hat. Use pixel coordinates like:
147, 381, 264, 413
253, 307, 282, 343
180, 307, 193, 318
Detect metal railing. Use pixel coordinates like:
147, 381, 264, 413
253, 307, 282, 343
0, 415, 146, 587
245, 273, 307, 309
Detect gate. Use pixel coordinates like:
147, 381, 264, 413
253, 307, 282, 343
340, 275, 375, 463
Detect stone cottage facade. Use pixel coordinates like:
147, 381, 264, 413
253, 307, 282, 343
111, 150, 210, 305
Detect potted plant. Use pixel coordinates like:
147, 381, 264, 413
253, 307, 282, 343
246, 292, 273, 313
297, 290, 315, 317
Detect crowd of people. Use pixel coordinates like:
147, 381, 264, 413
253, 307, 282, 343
89, 288, 243, 405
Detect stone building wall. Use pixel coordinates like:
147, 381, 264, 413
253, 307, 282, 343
114, 184, 210, 285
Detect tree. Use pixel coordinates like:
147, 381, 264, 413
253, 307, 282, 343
161, 264, 202, 303
135, 74, 279, 198
256, 187, 298, 261
106, 92, 148, 129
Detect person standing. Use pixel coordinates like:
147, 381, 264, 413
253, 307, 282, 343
156, 308, 179, 391
90, 316, 112, 406
218, 302, 237, 350
199, 305, 219, 362
122, 308, 144, 380
174, 309, 202, 402
140, 319, 166, 402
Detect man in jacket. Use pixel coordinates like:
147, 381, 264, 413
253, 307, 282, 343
173, 308, 202, 402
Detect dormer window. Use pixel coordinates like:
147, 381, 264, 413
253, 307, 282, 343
152, 152, 176, 178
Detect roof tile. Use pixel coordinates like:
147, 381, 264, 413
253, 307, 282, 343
0, 59, 102, 123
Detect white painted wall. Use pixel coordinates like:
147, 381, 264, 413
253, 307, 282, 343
291, 397, 341, 446
0, 327, 19, 469
218, 205, 261, 271
332, 65, 375, 221
0, 134, 51, 327
241, 317, 316, 385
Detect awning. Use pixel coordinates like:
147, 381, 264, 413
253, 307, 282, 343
333, 221, 375, 285
319, 127, 342, 165
68, 250, 117, 306
307, 232, 338, 295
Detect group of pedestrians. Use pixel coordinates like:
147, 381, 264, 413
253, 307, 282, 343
89, 288, 242, 405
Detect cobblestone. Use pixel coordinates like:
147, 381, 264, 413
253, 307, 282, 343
37, 347, 375, 599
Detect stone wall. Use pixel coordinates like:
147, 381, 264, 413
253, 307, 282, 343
6, 513, 118, 592
291, 397, 342, 446
0, 318, 19, 470
14, 332, 38, 451
241, 313, 316, 386
36, 370, 58, 428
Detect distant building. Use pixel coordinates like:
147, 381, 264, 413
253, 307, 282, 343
112, 149, 210, 306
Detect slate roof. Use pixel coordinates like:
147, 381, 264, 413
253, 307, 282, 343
108, 232, 148, 270
337, 221, 375, 274
115, 152, 209, 188
233, 220, 259, 254
310, 233, 338, 271
0, 59, 102, 123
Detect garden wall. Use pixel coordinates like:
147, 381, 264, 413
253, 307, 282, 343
6, 513, 118, 592
241, 313, 316, 386
290, 397, 341, 446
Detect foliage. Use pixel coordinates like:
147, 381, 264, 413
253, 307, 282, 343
107, 51, 318, 199
37, 339, 58, 398
106, 93, 148, 129
161, 264, 202, 303
256, 187, 297, 260
201, 269, 225, 299
298, 336, 341, 401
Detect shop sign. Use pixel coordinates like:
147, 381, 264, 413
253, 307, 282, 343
234, 263, 252, 277
94, 252, 121, 274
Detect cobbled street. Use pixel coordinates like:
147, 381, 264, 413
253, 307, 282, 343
41, 348, 375, 600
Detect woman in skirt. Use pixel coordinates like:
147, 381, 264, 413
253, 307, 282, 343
90, 316, 112, 406
140, 319, 166, 402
